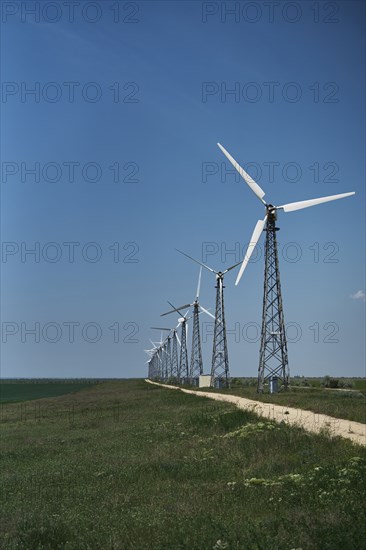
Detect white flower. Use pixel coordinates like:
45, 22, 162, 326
213, 540, 229, 549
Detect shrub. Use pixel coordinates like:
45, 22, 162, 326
322, 376, 339, 389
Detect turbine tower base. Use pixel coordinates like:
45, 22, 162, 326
258, 213, 289, 393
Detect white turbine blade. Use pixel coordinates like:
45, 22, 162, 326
223, 260, 243, 274
199, 305, 216, 320
196, 266, 202, 300
217, 143, 266, 203
167, 301, 190, 318
161, 304, 191, 317
176, 249, 217, 274
278, 192, 355, 213
176, 332, 181, 346
235, 216, 267, 286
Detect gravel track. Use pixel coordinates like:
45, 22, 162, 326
145, 379, 366, 446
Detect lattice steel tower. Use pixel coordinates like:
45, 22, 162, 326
190, 301, 203, 381
166, 336, 172, 380
162, 341, 168, 381
171, 330, 179, 380
157, 348, 163, 380
161, 267, 215, 386
179, 319, 189, 382
211, 273, 230, 387
150, 327, 171, 382
153, 353, 159, 380
161, 303, 191, 384
175, 250, 240, 389
258, 209, 289, 392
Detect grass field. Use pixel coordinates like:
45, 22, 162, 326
0, 381, 98, 404
1, 379, 366, 549
193, 381, 366, 424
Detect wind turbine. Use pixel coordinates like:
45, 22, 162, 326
150, 328, 171, 381
145, 346, 161, 381
217, 142, 355, 393
145, 340, 160, 381
176, 250, 241, 388
160, 267, 216, 385
161, 304, 190, 384
144, 348, 156, 379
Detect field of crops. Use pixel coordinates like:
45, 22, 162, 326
1, 379, 365, 549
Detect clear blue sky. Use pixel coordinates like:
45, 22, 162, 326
1, 0, 365, 378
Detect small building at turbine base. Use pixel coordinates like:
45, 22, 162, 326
199, 375, 212, 388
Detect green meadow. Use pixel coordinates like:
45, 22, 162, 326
0, 380, 98, 404
1, 379, 365, 549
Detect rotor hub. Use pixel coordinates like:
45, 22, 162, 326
266, 204, 277, 220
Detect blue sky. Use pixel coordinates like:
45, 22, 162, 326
1, 0, 365, 378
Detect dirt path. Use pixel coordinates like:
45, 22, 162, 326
145, 380, 366, 446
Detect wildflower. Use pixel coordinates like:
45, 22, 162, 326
213, 540, 229, 549
246, 478, 267, 486
287, 473, 302, 483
